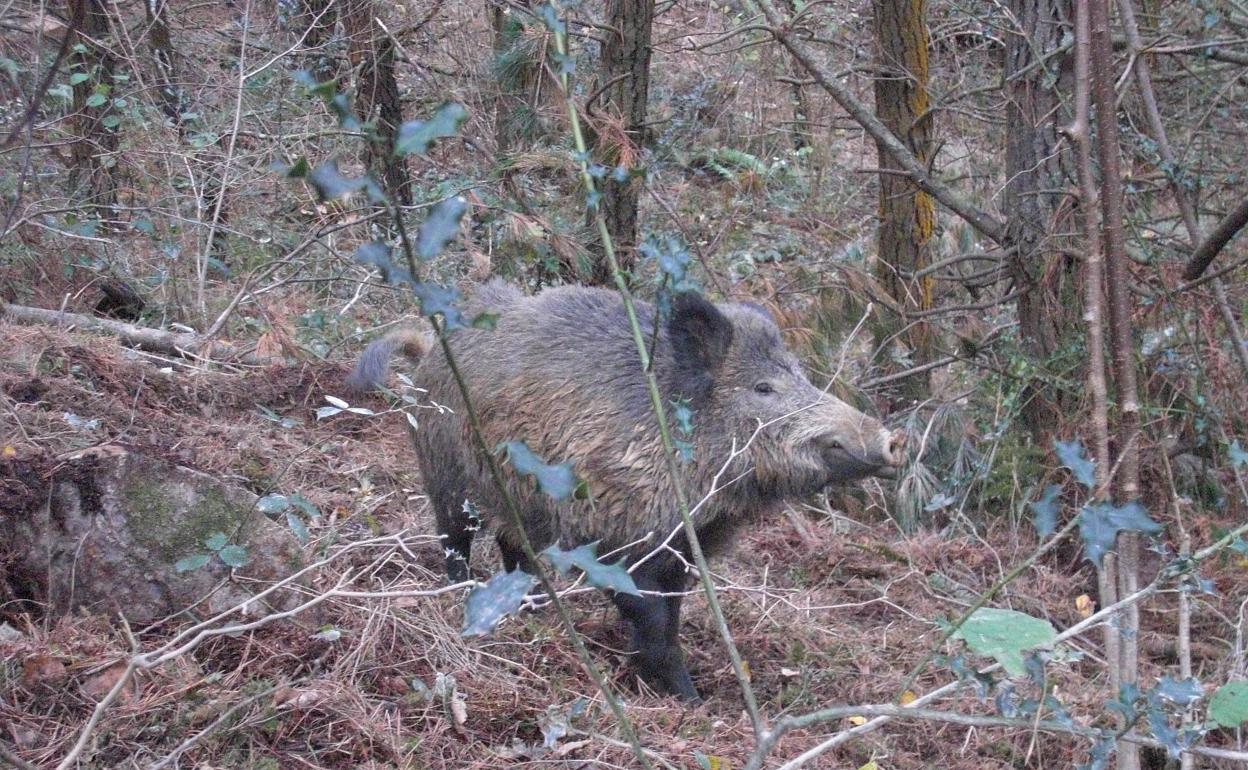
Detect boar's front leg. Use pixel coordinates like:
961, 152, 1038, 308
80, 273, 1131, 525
613, 559, 699, 702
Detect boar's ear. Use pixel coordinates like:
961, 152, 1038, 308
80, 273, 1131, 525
669, 292, 734, 398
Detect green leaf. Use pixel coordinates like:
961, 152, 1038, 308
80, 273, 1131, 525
217, 544, 250, 568
69, 72, 90, 85
462, 568, 534, 637
1154, 676, 1203, 706
1055, 439, 1096, 489
174, 553, 211, 573
85, 92, 107, 108
1030, 484, 1062, 538
204, 532, 229, 552
951, 607, 1057, 677
1078, 501, 1163, 565
289, 493, 321, 520
416, 196, 468, 260
500, 441, 579, 501
315, 406, 342, 420
394, 102, 468, 157
413, 282, 467, 329
1230, 440, 1248, 468
543, 543, 641, 596
257, 493, 290, 516
306, 160, 365, 201
1210, 680, 1248, 727
471, 312, 499, 330
286, 511, 310, 544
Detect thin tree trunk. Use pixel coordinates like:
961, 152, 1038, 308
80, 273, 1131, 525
1089, 1, 1143, 768
1069, 0, 1120, 724
591, 0, 654, 285
871, 0, 936, 403
69, 0, 119, 218
1003, 0, 1078, 438
145, 0, 186, 135
344, 0, 410, 205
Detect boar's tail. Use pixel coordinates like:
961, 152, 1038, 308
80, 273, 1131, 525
345, 329, 430, 393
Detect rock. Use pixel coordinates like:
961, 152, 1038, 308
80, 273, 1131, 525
4, 445, 305, 623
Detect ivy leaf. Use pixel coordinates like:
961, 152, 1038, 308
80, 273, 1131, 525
500, 441, 579, 501
174, 553, 211, 573
1030, 484, 1063, 538
1078, 501, 1164, 565
217, 544, 250, 568
951, 607, 1057, 677
462, 568, 534, 637
1230, 440, 1248, 468
416, 196, 468, 260
289, 493, 321, 520
543, 543, 641, 596
413, 282, 467, 330
204, 532, 229, 552
1055, 439, 1096, 489
286, 511, 310, 544
1209, 680, 1248, 727
256, 493, 290, 516
1154, 676, 1203, 707
395, 102, 468, 157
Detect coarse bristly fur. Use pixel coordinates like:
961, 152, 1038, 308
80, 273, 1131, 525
349, 279, 904, 701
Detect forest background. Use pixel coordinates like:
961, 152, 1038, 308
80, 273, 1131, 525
1, 0, 1248, 768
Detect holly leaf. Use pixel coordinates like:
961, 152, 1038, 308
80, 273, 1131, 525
354, 239, 412, 286
1055, 439, 1096, 489
951, 607, 1057, 677
543, 543, 641, 596
1154, 676, 1203, 706
306, 160, 364, 202
1209, 680, 1248, 727
416, 196, 468, 260
1030, 484, 1063, 538
1078, 501, 1164, 565
395, 102, 468, 157
413, 282, 467, 330
174, 553, 211, 573
462, 568, 534, 637
286, 511, 310, 544
500, 441, 579, 501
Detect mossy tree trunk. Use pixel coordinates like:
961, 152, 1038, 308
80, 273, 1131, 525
872, 0, 935, 402
1003, 0, 1079, 439
69, 0, 119, 219
343, 0, 410, 205
590, 0, 654, 285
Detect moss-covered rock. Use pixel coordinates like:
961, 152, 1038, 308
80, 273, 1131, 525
7, 445, 305, 623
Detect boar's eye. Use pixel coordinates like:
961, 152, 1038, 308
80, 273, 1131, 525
753, 381, 776, 395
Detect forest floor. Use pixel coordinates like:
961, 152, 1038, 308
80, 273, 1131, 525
2, 320, 1246, 770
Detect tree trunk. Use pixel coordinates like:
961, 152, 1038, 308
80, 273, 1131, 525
145, 0, 187, 134
69, 0, 119, 217
343, 0, 410, 205
871, 0, 936, 402
299, 0, 339, 84
1003, 0, 1078, 438
591, 0, 654, 285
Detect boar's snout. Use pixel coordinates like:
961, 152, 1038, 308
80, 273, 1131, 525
817, 423, 907, 481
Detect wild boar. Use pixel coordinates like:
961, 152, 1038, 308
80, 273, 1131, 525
350, 280, 904, 700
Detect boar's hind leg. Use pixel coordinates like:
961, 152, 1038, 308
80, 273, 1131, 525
426, 468, 476, 583
613, 561, 699, 702
496, 535, 534, 573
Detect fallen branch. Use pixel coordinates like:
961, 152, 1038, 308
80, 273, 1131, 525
0, 300, 251, 364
